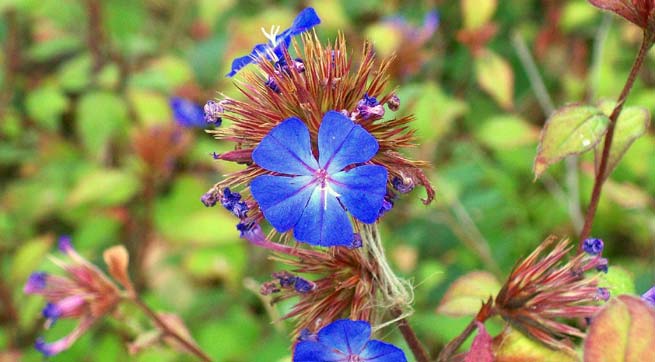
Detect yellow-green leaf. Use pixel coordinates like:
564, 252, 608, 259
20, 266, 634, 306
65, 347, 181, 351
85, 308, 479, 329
475, 49, 514, 110
462, 0, 497, 29
436, 271, 501, 317
584, 295, 655, 362
534, 105, 609, 179
494, 328, 579, 362
595, 103, 650, 178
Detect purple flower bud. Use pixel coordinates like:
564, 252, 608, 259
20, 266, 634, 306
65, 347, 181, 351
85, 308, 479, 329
293, 277, 315, 294
265, 77, 281, 93
42, 303, 61, 321
273, 271, 297, 288
211, 152, 220, 160
387, 94, 400, 111
582, 238, 604, 255
378, 198, 394, 218
392, 176, 415, 194
596, 288, 610, 302
24, 272, 47, 294
596, 258, 608, 273
200, 192, 218, 207
221, 188, 249, 218
641, 286, 655, 308
356, 94, 385, 120
58, 235, 73, 253
348, 233, 363, 249
203, 100, 223, 125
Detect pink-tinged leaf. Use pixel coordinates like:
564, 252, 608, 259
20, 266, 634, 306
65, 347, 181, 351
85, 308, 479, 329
584, 294, 655, 362
436, 271, 501, 317
534, 104, 609, 179
587, 0, 645, 28
594, 102, 650, 178
462, 0, 497, 29
493, 327, 579, 362
475, 49, 514, 110
465, 322, 494, 362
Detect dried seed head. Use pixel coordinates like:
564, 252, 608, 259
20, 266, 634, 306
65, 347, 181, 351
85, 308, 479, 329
495, 236, 608, 351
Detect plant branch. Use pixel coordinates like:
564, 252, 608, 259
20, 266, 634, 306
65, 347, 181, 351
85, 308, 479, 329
437, 300, 495, 362
391, 308, 430, 362
130, 296, 213, 362
578, 32, 653, 246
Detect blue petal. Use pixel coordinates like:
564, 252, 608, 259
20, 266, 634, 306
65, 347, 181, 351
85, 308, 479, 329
316, 320, 371, 355
330, 165, 388, 224
359, 340, 407, 362
252, 117, 319, 175
293, 187, 352, 246
170, 97, 205, 128
293, 341, 346, 362
276, 7, 321, 46
318, 111, 379, 173
226, 43, 271, 77
250, 175, 315, 233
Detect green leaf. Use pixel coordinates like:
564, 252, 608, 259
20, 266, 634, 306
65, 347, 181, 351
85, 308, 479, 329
599, 266, 636, 298
56, 54, 92, 92
398, 82, 468, 143
494, 328, 579, 362
475, 49, 514, 110
68, 168, 140, 207
534, 104, 609, 179
584, 295, 655, 362
9, 235, 52, 287
25, 85, 69, 131
436, 271, 501, 316
462, 0, 497, 29
76, 91, 128, 157
595, 103, 650, 178
476, 115, 539, 150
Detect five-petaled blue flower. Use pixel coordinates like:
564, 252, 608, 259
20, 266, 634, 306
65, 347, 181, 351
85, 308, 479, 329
226, 7, 320, 77
250, 111, 388, 247
293, 319, 407, 362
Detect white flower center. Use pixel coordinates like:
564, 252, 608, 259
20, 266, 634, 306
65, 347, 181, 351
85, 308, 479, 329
261, 25, 281, 46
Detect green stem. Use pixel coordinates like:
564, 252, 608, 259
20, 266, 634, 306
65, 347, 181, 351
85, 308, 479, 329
578, 32, 653, 246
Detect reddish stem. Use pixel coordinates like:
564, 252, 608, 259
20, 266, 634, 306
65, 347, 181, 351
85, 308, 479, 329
391, 308, 431, 362
131, 297, 213, 362
578, 32, 653, 247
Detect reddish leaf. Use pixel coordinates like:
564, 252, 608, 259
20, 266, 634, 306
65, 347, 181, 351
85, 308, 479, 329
584, 294, 655, 362
465, 321, 494, 362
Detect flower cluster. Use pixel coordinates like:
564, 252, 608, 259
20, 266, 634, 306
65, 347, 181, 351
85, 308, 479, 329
204, 7, 434, 248
494, 236, 609, 351
24, 236, 133, 356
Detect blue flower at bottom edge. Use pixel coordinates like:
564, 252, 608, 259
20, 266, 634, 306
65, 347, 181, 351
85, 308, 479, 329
293, 319, 407, 362
250, 111, 387, 247
226, 7, 320, 77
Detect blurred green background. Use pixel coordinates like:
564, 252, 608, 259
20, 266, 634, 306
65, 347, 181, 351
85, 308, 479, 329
0, 0, 653, 361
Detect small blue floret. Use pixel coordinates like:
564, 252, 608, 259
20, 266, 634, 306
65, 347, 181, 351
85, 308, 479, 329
170, 97, 206, 128
582, 238, 604, 255
226, 8, 320, 77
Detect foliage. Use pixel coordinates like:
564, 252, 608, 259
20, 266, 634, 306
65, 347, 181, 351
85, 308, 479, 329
0, 1, 653, 361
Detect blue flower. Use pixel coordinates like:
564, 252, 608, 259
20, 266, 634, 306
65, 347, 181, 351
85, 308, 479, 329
226, 7, 320, 77
293, 319, 407, 362
170, 97, 206, 128
642, 285, 655, 308
250, 111, 388, 247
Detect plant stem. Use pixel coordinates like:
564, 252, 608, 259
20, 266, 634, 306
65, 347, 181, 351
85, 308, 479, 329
391, 308, 430, 362
436, 300, 495, 362
130, 296, 213, 362
578, 32, 653, 246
